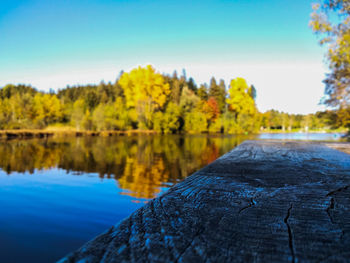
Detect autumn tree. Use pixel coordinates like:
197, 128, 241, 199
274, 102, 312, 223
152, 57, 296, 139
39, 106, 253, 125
32, 94, 63, 127
201, 97, 220, 123
118, 65, 170, 129
209, 77, 226, 113
310, 1, 350, 110
226, 77, 259, 133
227, 78, 257, 117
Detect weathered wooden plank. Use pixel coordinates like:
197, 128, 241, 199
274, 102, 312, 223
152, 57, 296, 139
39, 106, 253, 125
59, 140, 350, 263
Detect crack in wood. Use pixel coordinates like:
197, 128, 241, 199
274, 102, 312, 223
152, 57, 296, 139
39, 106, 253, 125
326, 185, 350, 196
284, 204, 295, 263
326, 197, 336, 224
325, 197, 346, 241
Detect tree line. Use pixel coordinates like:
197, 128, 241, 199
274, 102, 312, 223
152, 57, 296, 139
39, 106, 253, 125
0, 65, 346, 133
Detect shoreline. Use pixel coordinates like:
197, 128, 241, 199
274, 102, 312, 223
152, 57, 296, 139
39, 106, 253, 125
0, 129, 159, 139
259, 130, 346, 134
0, 129, 345, 140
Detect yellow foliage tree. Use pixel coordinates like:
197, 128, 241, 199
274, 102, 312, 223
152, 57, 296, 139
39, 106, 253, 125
118, 65, 170, 128
119, 65, 170, 109
226, 78, 256, 116
226, 77, 259, 133
33, 94, 63, 126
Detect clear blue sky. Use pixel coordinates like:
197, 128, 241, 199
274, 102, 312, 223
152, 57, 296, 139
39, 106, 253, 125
0, 0, 327, 114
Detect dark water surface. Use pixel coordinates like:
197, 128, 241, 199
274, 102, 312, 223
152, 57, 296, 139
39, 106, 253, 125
0, 133, 343, 262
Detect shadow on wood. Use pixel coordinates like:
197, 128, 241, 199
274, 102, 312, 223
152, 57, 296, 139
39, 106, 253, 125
59, 140, 350, 263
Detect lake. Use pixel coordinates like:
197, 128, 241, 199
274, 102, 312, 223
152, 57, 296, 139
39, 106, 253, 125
0, 133, 344, 262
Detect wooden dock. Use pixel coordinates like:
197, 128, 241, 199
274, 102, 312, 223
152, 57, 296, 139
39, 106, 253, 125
59, 140, 350, 263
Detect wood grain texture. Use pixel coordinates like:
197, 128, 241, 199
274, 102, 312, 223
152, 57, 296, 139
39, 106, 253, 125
59, 140, 350, 263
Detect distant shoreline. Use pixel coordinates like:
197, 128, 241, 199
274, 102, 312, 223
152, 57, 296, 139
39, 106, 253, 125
259, 130, 345, 134
0, 129, 345, 140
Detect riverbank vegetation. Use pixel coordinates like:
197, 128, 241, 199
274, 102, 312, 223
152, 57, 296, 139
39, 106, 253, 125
0, 65, 348, 135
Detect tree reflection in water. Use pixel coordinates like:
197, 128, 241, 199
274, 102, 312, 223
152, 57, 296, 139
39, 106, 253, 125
0, 134, 256, 199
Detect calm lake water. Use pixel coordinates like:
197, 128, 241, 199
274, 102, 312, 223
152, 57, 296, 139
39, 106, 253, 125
0, 133, 344, 262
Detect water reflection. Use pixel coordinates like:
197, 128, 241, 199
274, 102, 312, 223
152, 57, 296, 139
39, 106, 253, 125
0, 133, 344, 263
0, 135, 254, 199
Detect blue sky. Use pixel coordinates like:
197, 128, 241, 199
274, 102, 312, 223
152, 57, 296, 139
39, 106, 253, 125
0, 0, 327, 114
